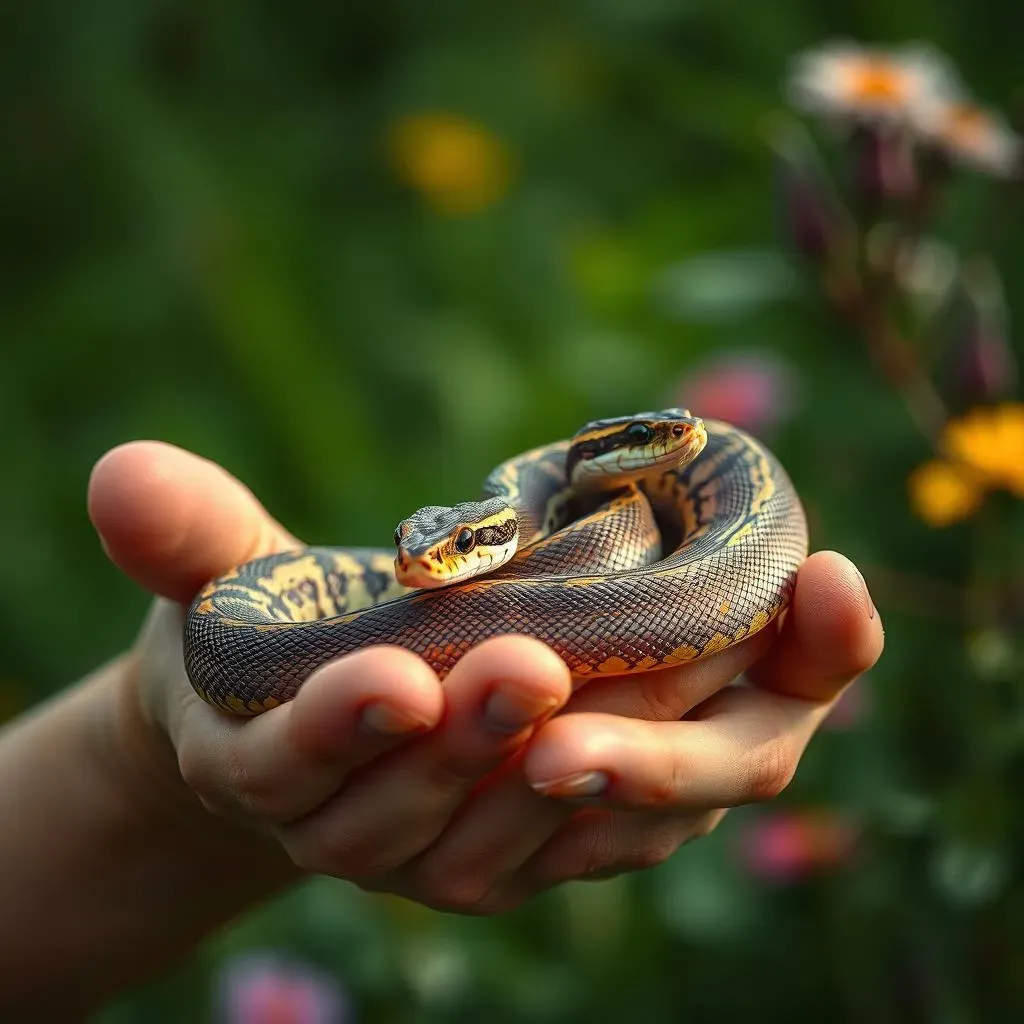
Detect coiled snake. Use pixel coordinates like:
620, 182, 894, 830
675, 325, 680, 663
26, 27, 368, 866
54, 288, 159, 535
183, 411, 808, 715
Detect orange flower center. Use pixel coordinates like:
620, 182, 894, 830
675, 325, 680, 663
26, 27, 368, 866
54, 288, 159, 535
843, 60, 909, 105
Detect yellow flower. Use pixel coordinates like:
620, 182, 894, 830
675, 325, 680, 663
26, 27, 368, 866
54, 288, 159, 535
915, 101, 1022, 178
787, 39, 959, 125
909, 403, 1024, 527
908, 458, 984, 527
940, 402, 1024, 497
388, 113, 513, 214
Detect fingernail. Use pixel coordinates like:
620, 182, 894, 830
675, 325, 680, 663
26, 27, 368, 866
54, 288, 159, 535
484, 683, 561, 734
530, 770, 610, 802
856, 569, 877, 620
360, 701, 435, 737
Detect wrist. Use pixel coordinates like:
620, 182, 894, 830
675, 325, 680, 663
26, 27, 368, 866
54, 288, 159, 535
0, 650, 301, 1019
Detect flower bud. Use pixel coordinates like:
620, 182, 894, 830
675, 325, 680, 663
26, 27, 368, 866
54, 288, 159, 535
959, 323, 1019, 403
768, 116, 848, 262
851, 123, 917, 211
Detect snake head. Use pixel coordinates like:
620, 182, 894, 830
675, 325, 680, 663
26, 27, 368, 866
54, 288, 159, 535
393, 496, 520, 589
566, 408, 707, 490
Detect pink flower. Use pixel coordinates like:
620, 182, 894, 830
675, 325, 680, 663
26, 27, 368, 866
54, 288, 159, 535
674, 351, 799, 436
219, 952, 351, 1024
735, 810, 858, 883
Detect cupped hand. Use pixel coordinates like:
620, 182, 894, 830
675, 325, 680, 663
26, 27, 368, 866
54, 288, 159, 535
88, 441, 882, 913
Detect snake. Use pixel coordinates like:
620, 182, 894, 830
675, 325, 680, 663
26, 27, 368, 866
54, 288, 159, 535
183, 410, 809, 715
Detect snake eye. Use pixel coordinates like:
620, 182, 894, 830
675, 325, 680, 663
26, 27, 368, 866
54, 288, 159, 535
454, 528, 475, 553
627, 422, 652, 443
393, 526, 403, 547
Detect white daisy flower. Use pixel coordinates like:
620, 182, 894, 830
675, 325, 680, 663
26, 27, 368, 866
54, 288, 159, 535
913, 101, 1022, 178
787, 39, 962, 126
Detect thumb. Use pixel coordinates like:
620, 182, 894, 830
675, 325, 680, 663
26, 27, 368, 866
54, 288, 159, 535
746, 549, 883, 703
88, 441, 299, 605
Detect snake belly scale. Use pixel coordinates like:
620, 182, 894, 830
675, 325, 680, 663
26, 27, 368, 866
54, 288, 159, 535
183, 418, 808, 715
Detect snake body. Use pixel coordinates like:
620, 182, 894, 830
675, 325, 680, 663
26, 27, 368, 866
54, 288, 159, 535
183, 417, 808, 715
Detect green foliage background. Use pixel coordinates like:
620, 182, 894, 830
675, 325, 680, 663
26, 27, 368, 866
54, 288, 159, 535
3, 2, 1024, 1021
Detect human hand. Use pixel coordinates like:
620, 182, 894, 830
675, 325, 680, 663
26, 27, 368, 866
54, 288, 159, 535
88, 441, 882, 913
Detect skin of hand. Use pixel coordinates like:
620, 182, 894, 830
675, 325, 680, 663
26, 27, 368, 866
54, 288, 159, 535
88, 439, 884, 915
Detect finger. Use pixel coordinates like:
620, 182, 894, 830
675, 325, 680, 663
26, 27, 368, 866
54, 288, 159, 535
88, 440, 299, 604
386, 632, 778, 902
527, 806, 724, 887
279, 636, 573, 880
386, 803, 711, 913
385, 754, 573, 913
173, 645, 444, 824
566, 622, 779, 721
746, 549, 883, 702
522, 678, 860, 811
329, 606, 780, 897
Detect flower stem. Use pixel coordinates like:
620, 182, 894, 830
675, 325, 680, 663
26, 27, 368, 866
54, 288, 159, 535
823, 266, 949, 443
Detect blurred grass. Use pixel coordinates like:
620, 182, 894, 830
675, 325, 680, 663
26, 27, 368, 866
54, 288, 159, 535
3, 2, 1024, 1021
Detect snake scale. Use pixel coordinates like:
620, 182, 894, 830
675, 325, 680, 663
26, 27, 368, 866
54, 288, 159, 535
183, 412, 809, 715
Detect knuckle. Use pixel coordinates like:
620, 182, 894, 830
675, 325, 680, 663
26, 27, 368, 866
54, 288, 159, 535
287, 835, 369, 880
689, 808, 727, 841
177, 741, 223, 808
539, 814, 617, 883
663, 738, 695, 805
744, 740, 797, 802
425, 756, 504, 802
429, 882, 500, 915
289, 848, 335, 877
414, 868, 499, 915
618, 832, 679, 873
177, 736, 296, 823
288, 846, 334, 877
637, 671, 686, 722
286, 826, 412, 883
224, 756, 289, 821
374, 875, 518, 916
177, 736, 274, 818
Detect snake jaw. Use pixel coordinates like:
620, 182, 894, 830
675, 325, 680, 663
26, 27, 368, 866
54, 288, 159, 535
396, 541, 519, 589
568, 410, 708, 489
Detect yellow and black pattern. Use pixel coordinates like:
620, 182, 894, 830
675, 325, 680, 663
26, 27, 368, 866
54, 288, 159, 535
184, 419, 808, 714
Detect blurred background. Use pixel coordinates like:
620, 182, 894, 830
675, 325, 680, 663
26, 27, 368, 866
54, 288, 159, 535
4, 2, 1024, 1021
